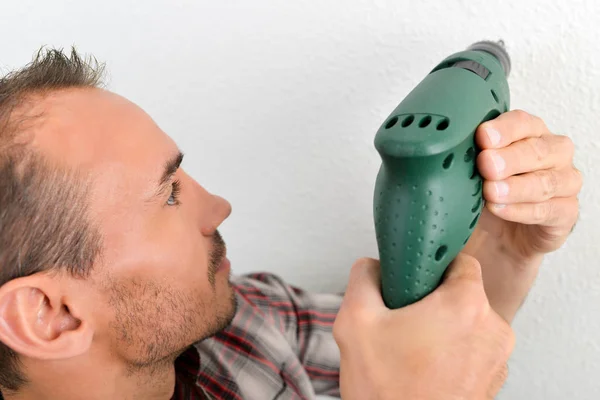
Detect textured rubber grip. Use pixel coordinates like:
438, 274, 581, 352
373, 45, 510, 309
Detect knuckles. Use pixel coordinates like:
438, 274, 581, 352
536, 169, 559, 199
333, 306, 358, 352
450, 282, 490, 327
490, 317, 516, 363
526, 136, 550, 163
532, 201, 553, 224
532, 203, 549, 224
350, 257, 377, 272
332, 315, 347, 349
511, 109, 532, 124
487, 364, 510, 399
333, 303, 379, 355
573, 168, 584, 193
511, 109, 547, 132
559, 135, 575, 160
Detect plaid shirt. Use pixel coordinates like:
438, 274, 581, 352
172, 272, 343, 400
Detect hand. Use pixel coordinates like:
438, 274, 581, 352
474, 110, 582, 263
333, 256, 515, 400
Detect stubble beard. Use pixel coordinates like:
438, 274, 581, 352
108, 230, 239, 375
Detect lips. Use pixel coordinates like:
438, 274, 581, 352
217, 256, 231, 272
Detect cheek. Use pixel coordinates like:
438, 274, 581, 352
159, 223, 211, 285
151, 214, 212, 289
101, 212, 212, 297
89, 224, 214, 338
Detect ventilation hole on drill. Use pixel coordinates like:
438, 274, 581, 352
471, 196, 482, 212
434, 245, 448, 262
472, 180, 482, 196
470, 213, 480, 229
464, 147, 475, 162
385, 116, 398, 129
437, 118, 450, 131
491, 89, 499, 103
401, 115, 415, 127
464, 235, 471, 244
419, 115, 432, 128
442, 153, 454, 169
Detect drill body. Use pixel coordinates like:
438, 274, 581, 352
374, 42, 511, 309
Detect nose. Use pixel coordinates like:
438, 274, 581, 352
201, 193, 232, 236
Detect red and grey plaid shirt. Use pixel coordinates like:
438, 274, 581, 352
172, 272, 343, 400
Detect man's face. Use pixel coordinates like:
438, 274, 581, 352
31, 87, 237, 367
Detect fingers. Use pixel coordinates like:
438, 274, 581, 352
436, 254, 491, 331
338, 258, 385, 314
476, 109, 547, 149
441, 253, 483, 285
334, 258, 385, 351
474, 108, 581, 254
486, 197, 579, 229
483, 167, 583, 204
477, 134, 575, 181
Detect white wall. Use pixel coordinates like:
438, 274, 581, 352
1, 0, 599, 398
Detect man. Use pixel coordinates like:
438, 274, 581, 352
0, 48, 581, 400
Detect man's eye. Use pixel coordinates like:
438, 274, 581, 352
167, 180, 181, 206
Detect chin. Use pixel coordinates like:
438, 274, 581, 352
223, 285, 239, 324
206, 284, 238, 338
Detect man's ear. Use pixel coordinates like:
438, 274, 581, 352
0, 274, 94, 360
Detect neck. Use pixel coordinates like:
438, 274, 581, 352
5, 355, 176, 400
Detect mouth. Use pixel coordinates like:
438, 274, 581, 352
211, 230, 229, 274
216, 256, 231, 273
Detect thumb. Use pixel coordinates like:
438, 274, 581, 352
341, 258, 386, 312
441, 252, 484, 287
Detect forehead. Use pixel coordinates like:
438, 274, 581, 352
23, 88, 180, 241
27, 88, 177, 178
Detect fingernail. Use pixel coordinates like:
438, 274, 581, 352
495, 181, 509, 197
491, 152, 506, 173
486, 127, 501, 147
493, 203, 506, 209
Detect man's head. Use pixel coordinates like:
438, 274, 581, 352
0, 48, 237, 393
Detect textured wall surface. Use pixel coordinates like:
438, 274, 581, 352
1, 0, 599, 398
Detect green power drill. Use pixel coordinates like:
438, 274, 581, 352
374, 40, 511, 309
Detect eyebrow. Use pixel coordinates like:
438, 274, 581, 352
153, 151, 184, 199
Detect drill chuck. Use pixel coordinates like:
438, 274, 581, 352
467, 40, 511, 78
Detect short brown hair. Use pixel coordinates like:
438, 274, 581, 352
0, 47, 105, 392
